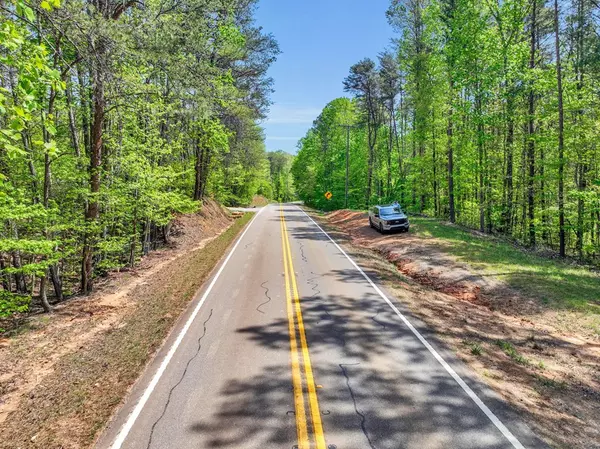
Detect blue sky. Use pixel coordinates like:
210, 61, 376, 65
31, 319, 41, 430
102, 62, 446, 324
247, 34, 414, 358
255, 0, 396, 154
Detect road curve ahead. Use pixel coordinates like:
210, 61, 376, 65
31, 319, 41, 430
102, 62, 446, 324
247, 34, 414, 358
96, 204, 546, 449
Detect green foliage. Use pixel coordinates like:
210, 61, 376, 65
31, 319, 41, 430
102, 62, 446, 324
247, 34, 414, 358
0, 0, 278, 317
534, 373, 567, 390
292, 98, 365, 210
0, 290, 30, 322
294, 0, 600, 264
495, 340, 530, 366
462, 340, 483, 356
268, 150, 295, 202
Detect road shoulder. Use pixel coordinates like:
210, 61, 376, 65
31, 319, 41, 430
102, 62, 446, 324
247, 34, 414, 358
0, 212, 254, 449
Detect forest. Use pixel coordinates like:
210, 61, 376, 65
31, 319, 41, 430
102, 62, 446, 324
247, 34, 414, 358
292, 0, 600, 265
0, 0, 280, 318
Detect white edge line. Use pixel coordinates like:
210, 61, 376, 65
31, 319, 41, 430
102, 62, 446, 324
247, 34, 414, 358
109, 207, 265, 449
298, 207, 527, 449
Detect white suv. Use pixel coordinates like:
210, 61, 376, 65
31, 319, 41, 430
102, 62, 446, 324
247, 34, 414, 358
368, 205, 410, 233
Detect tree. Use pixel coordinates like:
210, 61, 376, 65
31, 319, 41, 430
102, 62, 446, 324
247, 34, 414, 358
554, 0, 566, 256
343, 59, 383, 207
268, 150, 295, 202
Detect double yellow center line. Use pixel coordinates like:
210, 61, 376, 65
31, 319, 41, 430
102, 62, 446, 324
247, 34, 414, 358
280, 205, 327, 449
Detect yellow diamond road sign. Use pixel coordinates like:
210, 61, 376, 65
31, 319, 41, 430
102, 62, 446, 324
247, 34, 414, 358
324, 191, 332, 200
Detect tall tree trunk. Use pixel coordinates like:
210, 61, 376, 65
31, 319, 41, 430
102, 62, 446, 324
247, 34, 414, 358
527, 0, 537, 247
21, 131, 40, 204
504, 98, 514, 233
387, 103, 393, 198
534, 13, 548, 244
194, 140, 204, 201
200, 148, 212, 199
540, 144, 548, 243
42, 148, 64, 301
366, 124, 374, 208
81, 58, 105, 294
398, 88, 406, 206
66, 83, 81, 157
432, 110, 439, 216
576, 165, 586, 258
77, 64, 91, 156
554, 0, 566, 257
485, 142, 493, 233
419, 140, 425, 212
49, 265, 63, 301
39, 270, 51, 313
447, 81, 456, 223
575, 0, 587, 259
10, 220, 27, 293
130, 189, 138, 267
476, 90, 485, 233
41, 85, 64, 302
411, 112, 417, 208
365, 99, 377, 208
12, 251, 26, 293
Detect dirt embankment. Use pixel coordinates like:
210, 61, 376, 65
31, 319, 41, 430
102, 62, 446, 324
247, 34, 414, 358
322, 209, 600, 449
0, 200, 244, 448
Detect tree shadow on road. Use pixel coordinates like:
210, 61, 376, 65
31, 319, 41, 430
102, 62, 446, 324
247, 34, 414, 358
188, 286, 543, 449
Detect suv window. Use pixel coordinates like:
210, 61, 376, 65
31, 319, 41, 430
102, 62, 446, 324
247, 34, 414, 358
380, 206, 400, 216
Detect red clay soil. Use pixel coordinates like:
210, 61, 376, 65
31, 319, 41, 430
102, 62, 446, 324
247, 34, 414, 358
322, 209, 600, 449
328, 210, 535, 313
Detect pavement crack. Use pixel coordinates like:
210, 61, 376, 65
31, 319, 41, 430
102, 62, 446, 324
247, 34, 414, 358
308, 272, 346, 346
146, 309, 214, 449
340, 363, 377, 449
371, 309, 387, 330
298, 241, 308, 263
307, 271, 322, 299
257, 281, 272, 314
244, 241, 254, 249
307, 272, 331, 322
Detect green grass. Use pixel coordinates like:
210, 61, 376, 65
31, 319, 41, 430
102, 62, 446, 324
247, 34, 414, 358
495, 339, 531, 366
462, 340, 484, 356
410, 216, 600, 315
534, 373, 567, 390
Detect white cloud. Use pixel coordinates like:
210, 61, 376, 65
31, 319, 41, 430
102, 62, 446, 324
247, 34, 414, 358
266, 104, 321, 125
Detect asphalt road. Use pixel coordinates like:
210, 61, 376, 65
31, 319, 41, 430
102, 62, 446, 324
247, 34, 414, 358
96, 204, 547, 449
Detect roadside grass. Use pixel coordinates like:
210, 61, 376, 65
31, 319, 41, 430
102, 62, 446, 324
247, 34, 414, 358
410, 217, 600, 316
0, 213, 253, 449
494, 339, 530, 366
534, 373, 567, 391
462, 340, 483, 356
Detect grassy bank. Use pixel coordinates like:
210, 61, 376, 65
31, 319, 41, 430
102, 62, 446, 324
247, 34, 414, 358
409, 217, 600, 316
0, 213, 253, 449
